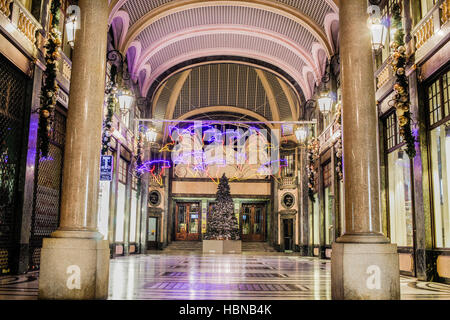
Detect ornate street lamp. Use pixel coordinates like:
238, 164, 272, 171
367, 4, 388, 50
117, 88, 134, 115
65, 6, 80, 48
145, 124, 158, 143
295, 126, 309, 143
317, 90, 333, 114
369, 18, 388, 50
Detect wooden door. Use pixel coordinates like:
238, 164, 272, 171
282, 219, 294, 251
241, 204, 266, 241
175, 202, 201, 241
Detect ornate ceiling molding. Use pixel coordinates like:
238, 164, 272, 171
119, 0, 332, 55
108, 0, 339, 115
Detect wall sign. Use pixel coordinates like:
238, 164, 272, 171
282, 192, 295, 209
100, 155, 114, 181
148, 190, 161, 207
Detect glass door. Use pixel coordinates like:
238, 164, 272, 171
241, 204, 266, 241
147, 217, 158, 249
187, 203, 201, 241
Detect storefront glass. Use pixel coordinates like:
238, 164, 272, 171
325, 187, 333, 245
428, 69, 450, 248
430, 124, 450, 248
130, 190, 138, 242
115, 182, 126, 242
313, 193, 319, 245
98, 181, 110, 240
387, 148, 414, 247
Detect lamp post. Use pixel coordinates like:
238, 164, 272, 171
65, 5, 80, 48
317, 90, 333, 114
367, 5, 388, 50
118, 88, 135, 116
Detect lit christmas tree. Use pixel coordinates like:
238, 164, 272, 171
204, 174, 240, 240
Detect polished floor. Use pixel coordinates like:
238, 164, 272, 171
1, 252, 450, 300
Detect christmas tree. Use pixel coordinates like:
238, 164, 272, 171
204, 174, 240, 240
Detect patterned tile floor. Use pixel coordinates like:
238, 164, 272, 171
1, 252, 450, 300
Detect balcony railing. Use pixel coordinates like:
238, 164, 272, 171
318, 117, 341, 153
376, 60, 392, 89
412, 0, 448, 51
279, 176, 297, 189
57, 51, 72, 92
0, 0, 41, 47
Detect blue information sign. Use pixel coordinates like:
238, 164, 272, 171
100, 155, 114, 181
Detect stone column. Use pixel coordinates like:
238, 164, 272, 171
331, 0, 400, 300
38, 0, 110, 300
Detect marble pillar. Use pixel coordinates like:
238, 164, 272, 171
38, 0, 110, 300
331, 0, 400, 300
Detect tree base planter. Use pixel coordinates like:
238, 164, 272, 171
203, 240, 242, 254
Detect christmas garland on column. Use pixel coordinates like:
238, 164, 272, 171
135, 130, 144, 199
101, 83, 117, 155
390, 2, 416, 158
334, 103, 343, 181
306, 138, 319, 203
39, 0, 62, 158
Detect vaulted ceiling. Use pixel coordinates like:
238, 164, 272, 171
107, 0, 340, 119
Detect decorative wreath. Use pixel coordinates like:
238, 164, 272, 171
38, 0, 62, 158
390, 2, 416, 158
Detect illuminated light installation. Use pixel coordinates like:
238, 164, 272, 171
136, 160, 171, 186
157, 122, 285, 184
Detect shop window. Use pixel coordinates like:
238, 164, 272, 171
118, 157, 128, 184
385, 112, 403, 151
282, 154, 295, 177
387, 148, 414, 246
323, 162, 333, 245
430, 123, 450, 248
384, 111, 414, 247
339, 180, 345, 237
98, 180, 110, 240
428, 70, 450, 248
313, 193, 320, 245
131, 174, 138, 190
129, 190, 138, 243
115, 158, 129, 242
115, 182, 126, 242
413, 0, 437, 25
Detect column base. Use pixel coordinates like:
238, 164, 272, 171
331, 242, 400, 300
38, 237, 110, 300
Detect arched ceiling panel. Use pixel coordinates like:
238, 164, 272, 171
108, 0, 339, 117
142, 33, 310, 99
152, 63, 299, 125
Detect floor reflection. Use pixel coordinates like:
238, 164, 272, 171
1, 253, 449, 300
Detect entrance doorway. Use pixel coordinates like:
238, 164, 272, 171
175, 202, 201, 241
283, 219, 294, 251
147, 217, 159, 249
241, 203, 266, 241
